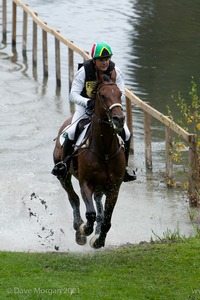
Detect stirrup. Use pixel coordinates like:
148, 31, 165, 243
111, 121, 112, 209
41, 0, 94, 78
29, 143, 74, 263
123, 168, 137, 182
51, 161, 67, 177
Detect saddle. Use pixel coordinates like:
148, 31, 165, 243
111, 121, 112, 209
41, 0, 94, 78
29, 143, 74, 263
74, 118, 91, 144
70, 118, 91, 172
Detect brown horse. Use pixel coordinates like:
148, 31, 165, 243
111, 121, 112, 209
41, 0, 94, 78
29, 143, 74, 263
53, 74, 126, 248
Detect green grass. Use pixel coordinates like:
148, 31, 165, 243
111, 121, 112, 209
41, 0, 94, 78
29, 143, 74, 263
1, 238, 200, 299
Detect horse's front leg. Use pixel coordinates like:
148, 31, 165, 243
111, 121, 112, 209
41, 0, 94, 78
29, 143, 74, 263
60, 174, 86, 245
94, 191, 104, 235
79, 182, 96, 236
90, 187, 120, 249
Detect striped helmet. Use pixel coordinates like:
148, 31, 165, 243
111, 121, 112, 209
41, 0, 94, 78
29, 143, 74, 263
91, 42, 113, 59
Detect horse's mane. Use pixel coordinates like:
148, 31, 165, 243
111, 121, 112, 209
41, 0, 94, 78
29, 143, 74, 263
91, 74, 112, 99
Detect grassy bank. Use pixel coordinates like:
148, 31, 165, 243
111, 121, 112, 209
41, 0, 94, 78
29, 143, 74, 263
1, 238, 200, 299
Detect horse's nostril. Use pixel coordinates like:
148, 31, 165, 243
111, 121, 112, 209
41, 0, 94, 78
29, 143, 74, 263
113, 115, 125, 129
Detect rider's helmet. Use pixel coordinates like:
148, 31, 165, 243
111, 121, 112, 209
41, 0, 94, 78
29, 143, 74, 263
91, 42, 113, 59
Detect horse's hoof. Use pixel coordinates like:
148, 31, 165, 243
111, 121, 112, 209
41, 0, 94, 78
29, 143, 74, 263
89, 235, 101, 249
79, 223, 94, 236
75, 231, 87, 246
79, 223, 86, 235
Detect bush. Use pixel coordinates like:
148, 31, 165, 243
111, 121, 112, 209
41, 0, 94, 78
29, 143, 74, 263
166, 78, 200, 191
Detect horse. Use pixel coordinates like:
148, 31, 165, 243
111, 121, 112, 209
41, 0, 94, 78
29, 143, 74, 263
52, 74, 126, 249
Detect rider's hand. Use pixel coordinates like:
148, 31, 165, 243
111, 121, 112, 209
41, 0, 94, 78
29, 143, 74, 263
86, 99, 94, 110
86, 99, 95, 115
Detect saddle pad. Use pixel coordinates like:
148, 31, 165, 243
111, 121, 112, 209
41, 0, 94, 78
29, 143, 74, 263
59, 124, 90, 147
74, 123, 90, 149
59, 125, 70, 146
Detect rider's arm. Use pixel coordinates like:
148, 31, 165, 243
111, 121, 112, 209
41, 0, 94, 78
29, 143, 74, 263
115, 67, 126, 102
69, 67, 88, 107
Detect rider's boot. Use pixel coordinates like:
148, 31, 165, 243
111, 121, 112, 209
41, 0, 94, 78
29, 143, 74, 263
123, 138, 137, 182
51, 138, 74, 179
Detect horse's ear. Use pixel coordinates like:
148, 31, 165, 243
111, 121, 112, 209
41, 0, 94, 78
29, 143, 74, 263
96, 70, 111, 84
96, 69, 104, 84
102, 74, 110, 82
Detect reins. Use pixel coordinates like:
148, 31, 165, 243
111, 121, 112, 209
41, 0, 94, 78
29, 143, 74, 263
86, 81, 124, 163
53, 112, 89, 141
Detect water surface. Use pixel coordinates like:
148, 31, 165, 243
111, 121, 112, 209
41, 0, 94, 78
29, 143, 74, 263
0, 0, 199, 252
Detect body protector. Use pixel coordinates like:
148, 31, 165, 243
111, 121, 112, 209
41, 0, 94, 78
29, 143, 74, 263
80, 59, 116, 98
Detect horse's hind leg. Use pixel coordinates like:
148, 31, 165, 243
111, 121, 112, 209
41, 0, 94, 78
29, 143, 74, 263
60, 174, 86, 246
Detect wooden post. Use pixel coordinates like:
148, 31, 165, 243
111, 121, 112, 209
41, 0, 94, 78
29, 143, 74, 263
188, 134, 199, 206
22, 10, 27, 57
2, 0, 7, 43
126, 96, 134, 154
12, 1, 17, 47
42, 25, 48, 77
68, 46, 74, 92
165, 126, 173, 179
55, 34, 61, 87
32, 14, 38, 68
144, 111, 152, 170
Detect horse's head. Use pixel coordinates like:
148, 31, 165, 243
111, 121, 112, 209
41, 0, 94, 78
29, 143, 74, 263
92, 74, 125, 133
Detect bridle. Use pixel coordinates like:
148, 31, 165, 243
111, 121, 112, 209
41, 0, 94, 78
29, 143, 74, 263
82, 82, 125, 163
95, 82, 123, 126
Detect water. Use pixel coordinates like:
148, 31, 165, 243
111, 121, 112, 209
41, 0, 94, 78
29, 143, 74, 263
0, 0, 199, 252
21, 0, 200, 106
128, 0, 200, 113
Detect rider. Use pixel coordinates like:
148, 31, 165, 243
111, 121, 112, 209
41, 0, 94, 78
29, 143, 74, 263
52, 42, 136, 182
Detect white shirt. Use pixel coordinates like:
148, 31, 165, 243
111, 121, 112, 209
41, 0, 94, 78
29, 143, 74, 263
67, 64, 130, 141
69, 65, 126, 111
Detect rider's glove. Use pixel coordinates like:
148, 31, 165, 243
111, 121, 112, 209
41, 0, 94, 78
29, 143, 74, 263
86, 99, 95, 115
86, 99, 94, 110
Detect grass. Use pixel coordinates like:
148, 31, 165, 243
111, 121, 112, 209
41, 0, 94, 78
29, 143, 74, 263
1, 238, 200, 299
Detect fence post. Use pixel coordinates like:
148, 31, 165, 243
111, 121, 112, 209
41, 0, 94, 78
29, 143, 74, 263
32, 14, 38, 68
55, 34, 61, 87
2, 0, 7, 43
12, 1, 17, 47
188, 134, 199, 206
126, 97, 134, 154
22, 10, 27, 57
68, 45, 74, 92
42, 25, 48, 77
165, 126, 173, 180
144, 111, 152, 170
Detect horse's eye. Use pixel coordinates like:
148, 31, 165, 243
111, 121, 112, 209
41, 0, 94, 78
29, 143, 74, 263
100, 94, 106, 100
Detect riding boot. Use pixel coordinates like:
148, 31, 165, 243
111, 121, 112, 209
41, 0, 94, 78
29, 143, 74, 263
51, 138, 74, 179
123, 138, 137, 182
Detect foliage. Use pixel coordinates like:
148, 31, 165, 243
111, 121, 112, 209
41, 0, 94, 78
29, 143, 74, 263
168, 79, 200, 134
151, 225, 185, 243
166, 78, 200, 190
